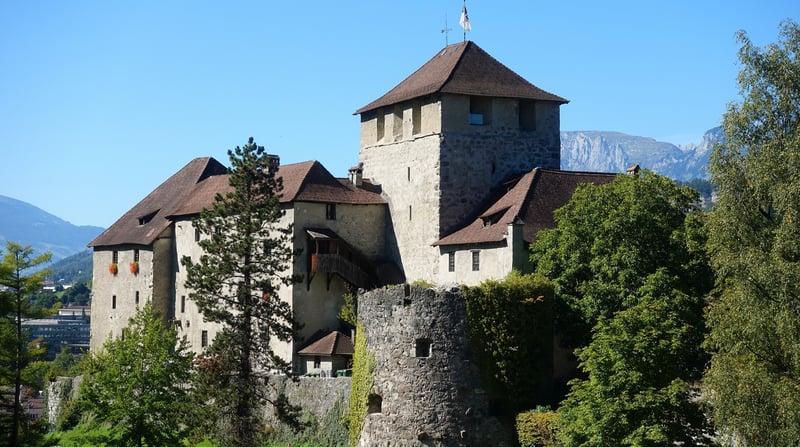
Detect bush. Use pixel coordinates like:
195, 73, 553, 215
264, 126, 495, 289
517, 410, 559, 447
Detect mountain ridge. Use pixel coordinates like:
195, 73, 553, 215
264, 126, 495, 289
560, 127, 721, 180
0, 195, 104, 262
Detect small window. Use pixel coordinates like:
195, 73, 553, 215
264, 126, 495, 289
326, 203, 337, 220
368, 394, 383, 414
448, 252, 455, 272
472, 251, 480, 271
201, 330, 208, 348
377, 109, 385, 142
180, 295, 186, 313
407, 166, 411, 182
194, 228, 201, 242
393, 104, 403, 141
415, 339, 432, 358
133, 249, 139, 262
409, 205, 412, 221
112, 295, 116, 309
135, 291, 140, 306
313, 356, 321, 369
412, 101, 421, 135
112, 251, 119, 264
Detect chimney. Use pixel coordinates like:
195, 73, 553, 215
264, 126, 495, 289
349, 162, 363, 187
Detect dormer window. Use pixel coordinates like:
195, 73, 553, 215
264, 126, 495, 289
137, 210, 158, 226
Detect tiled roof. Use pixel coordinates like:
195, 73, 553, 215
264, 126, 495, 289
297, 330, 354, 356
435, 169, 617, 246
169, 160, 385, 218
355, 41, 567, 114
88, 157, 228, 247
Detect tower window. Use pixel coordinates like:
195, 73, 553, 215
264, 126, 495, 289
112, 250, 118, 264
133, 249, 139, 262
448, 252, 455, 272
415, 338, 432, 358
135, 291, 140, 306
201, 330, 209, 348
326, 203, 337, 220
181, 295, 186, 313
313, 356, 321, 369
377, 109, 385, 142
409, 205, 412, 221
469, 96, 492, 126
195, 228, 201, 242
519, 99, 537, 131
112, 295, 116, 310
393, 104, 403, 141
412, 101, 421, 135
472, 251, 480, 271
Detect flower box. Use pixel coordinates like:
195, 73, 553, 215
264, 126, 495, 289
109, 263, 118, 275
130, 261, 139, 275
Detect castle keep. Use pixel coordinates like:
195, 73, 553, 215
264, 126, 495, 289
88, 41, 616, 374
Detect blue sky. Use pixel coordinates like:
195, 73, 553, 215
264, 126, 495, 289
0, 1, 795, 228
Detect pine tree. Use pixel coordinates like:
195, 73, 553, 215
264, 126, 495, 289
182, 137, 297, 446
0, 242, 51, 447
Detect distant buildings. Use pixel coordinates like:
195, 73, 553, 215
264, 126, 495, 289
23, 306, 90, 360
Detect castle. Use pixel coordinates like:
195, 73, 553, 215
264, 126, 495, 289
88, 41, 616, 374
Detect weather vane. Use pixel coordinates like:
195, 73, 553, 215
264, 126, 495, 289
441, 14, 452, 46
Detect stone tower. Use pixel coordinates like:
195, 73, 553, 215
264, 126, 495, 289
355, 41, 567, 282
357, 285, 516, 447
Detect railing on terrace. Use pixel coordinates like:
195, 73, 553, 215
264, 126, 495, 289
311, 253, 371, 289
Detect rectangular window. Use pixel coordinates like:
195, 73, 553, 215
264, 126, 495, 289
314, 356, 321, 369
377, 109, 385, 142
135, 291, 140, 306
448, 252, 455, 272
407, 166, 411, 182
408, 205, 412, 221
201, 330, 208, 348
412, 101, 421, 135
194, 228, 201, 242
112, 295, 117, 309
326, 203, 337, 220
180, 295, 186, 313
112, 250, 118, 264
393, 104, 403, 141
133, 249, 139, 262
519, 99, 537, 131
471, 251, 480, 271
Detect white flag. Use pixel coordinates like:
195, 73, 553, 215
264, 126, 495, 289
459, 5, 471, 32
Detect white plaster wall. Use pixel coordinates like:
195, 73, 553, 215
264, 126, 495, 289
436, 243, 513, 286
90, 246, 155, 351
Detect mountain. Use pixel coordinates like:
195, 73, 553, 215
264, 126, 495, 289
0, 195, 104, 262
560, 127, 723, 181
47, 249, 93, 284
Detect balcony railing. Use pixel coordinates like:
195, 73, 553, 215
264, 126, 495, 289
311, 253, 371, 289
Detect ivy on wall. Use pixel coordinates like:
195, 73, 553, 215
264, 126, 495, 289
463, 271, 554, 415
347, 322, 375, 446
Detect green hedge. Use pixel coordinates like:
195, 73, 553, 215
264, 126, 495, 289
517, 411, 559, 447
347, 322, 375, 446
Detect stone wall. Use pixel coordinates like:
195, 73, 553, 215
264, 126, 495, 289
45, 376, 82, 427
357, 285, 516, 447
263, 375, 351, 429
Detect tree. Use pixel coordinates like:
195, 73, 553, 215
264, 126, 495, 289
67, 302, 194, 446
181, 137, 297, 446
0, 242, 51, 447
529, 171, 713, 445
704, 20, 800, 445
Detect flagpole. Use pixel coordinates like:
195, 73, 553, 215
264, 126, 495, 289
459, 0, 471, 42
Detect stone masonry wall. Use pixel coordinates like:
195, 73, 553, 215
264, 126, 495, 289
357, 285, 516, 447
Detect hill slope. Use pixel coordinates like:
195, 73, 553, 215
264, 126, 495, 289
0, 195, 104, 261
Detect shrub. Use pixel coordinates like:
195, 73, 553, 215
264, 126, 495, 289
517, 410, 559, 447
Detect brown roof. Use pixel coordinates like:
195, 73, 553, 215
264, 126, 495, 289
297, 330, 354, 356
88, 157, 228, 247
169, 160, 385, 218
435, 169, 617, 246
355, 41, 567, 114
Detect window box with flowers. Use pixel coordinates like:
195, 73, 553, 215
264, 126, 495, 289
109, 263, 118, 275
130, 261, 139, 275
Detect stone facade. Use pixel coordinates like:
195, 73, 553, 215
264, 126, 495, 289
356, 285, 516, 447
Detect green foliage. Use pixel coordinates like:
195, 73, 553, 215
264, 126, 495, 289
529, 172, 714, 445
557, 274, 714, 446
45, 250, 93, 285
70, 302, 194, 446
463, 271, 554, 414
704, 20, 800, 445
181, 138, 298, 447
348, 322, 375, 447
517, 410, 559, 447
0, 241, 52, 446
337, 287, 358, 328
531, 171, 710, 344
410, 279, 435, 288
